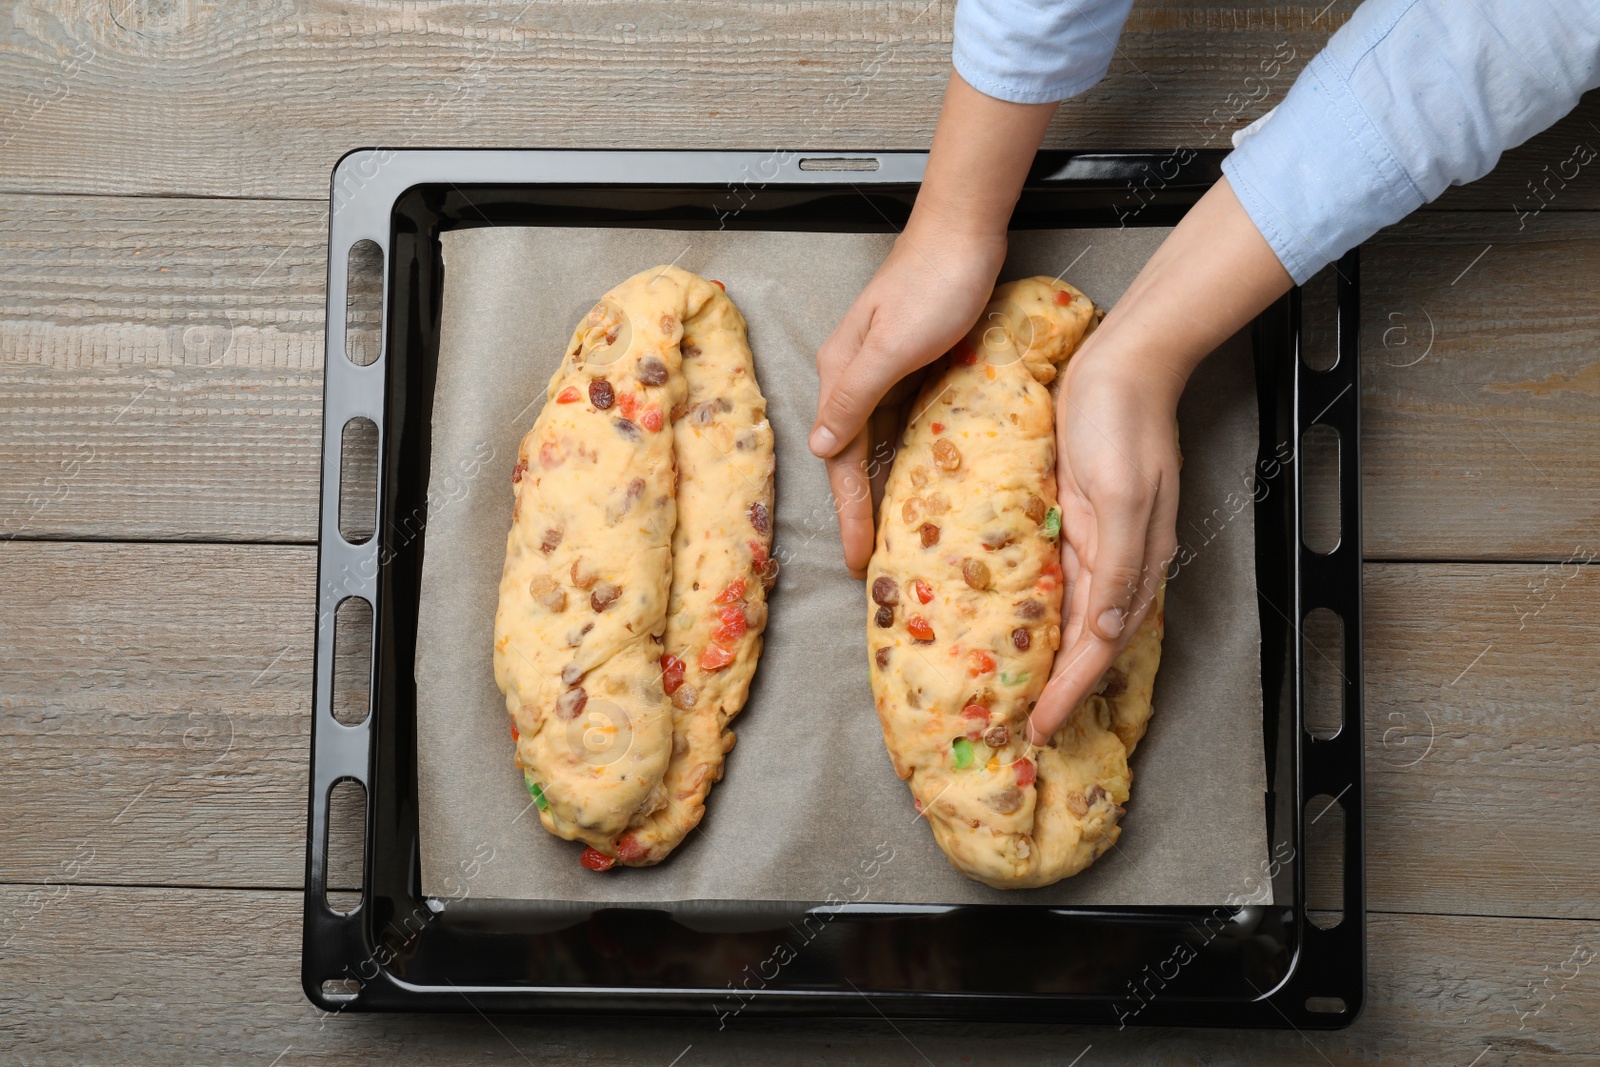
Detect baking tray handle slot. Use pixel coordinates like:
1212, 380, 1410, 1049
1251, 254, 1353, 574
1283, 249, 1366, 1026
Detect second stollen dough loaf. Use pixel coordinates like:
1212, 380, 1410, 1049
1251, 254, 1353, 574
866, 276, 1166, 889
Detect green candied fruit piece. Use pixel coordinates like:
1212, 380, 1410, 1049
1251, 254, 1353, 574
1043, 506, 1061, 540
1000, 670, 1031, 686
951, 737, 975, 769
525, 773, 548, 811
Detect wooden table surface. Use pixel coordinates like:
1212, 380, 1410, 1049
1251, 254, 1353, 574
3, 2, 1598, 1063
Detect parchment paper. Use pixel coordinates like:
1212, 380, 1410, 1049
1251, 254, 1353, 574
415, 226, 1269, 909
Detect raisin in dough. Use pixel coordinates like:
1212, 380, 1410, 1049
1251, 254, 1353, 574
866, 276, 1166, 890
495, 266, 708, 850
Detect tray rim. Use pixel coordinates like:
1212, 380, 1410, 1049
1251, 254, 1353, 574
304, 147, 1365, 1029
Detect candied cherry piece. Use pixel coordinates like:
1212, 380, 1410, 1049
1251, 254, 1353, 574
659, 654, 686, 695
714, 604, 748, 642
699, 643, 736, 671
1015, 758, 1037, 788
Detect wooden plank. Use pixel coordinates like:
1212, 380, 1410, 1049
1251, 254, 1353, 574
0, 193, 335, 542
0, 1, 1350, 200
1, 885, 1595, 1063
0, 541, 339, 890
1354, 211, 1600, 559
1359, 564, 1600, 921
2, 0, 1592, 209
7, 191, 1600, 559
3, 542, 1597, 921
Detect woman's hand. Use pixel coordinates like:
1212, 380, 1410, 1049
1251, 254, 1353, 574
1027, 340, 1182, 744
1026, 176, 1294, 742
810, 70, 1059, 578
811, 222, 1006, 577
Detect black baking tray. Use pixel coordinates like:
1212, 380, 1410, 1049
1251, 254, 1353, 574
304, 149, 1364, 1027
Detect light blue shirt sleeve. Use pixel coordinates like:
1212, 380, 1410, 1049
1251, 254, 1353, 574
954, 0, 1600, 285
1224, 0, 1600, 283
953, 0, 1137, 104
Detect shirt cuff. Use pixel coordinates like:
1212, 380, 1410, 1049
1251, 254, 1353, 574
1221, 47, 1424, 286
952, 0, 1136, 105
953, 46, 1113, 105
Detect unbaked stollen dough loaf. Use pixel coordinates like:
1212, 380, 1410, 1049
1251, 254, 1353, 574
865, 276, 1165, 889
493, 266, 774, 869
614, 278, 776, 866
494, 266, 698, 850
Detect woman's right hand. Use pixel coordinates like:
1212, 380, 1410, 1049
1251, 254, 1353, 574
809, 219, 1007, 579
808, 71, 1061, 578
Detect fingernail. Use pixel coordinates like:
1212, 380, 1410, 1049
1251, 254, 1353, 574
1096, 608, 1124, 639
809, 426, 837, 455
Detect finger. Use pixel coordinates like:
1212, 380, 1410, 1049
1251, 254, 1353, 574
1083, 482, 1156, 643
1030, 484, 1176, 746
1056, 496, 1094, 655
1038, 530, 1099, 739
1059, 536, 1083, 634
1128, 477, 1180, 631
810, 327, 915, 459
866, 397, 907, 515
815, 299, 874, 409
825, 431, 875, 579
1027, 630, 1121, 745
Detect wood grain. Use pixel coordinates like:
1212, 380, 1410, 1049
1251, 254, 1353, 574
1361, 563, 1600, 921
0, 0, 1592, 208
1, 885, 1594, 1064
2, 542, 1596, 921
0, 1, 1352, 200
1357, 212, 1600, 559
0, 540, 365, 892
0, 193, 338, 541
